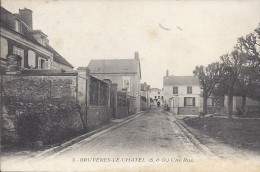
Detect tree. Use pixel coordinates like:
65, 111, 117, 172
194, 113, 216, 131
220, 50, 247, 119
193, 62, 223, 116
232, 25, 260, 115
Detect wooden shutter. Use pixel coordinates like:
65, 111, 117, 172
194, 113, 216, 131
193, 97, 195, 106
38, 57, 41, 69
184, 97, 186, 106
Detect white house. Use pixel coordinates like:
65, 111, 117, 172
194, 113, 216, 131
163, 71, 203, 115
150, 88, 165, 106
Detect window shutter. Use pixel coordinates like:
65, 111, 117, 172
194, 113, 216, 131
45, 60, 48, 69
184, 97, 186, 106
193, 97, 195, 106
38, 58, 41, 69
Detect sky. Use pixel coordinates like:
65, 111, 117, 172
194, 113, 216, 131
2, 0, 260, 89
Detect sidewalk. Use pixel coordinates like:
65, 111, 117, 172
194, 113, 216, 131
2, 111, 145, 160
164, 111, 260, 159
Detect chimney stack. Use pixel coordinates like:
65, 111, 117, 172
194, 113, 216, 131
19, 8, 33, 30
134, 51, 139, 60
166, 69, 169, 76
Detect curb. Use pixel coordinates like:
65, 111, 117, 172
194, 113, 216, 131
35, 111, 145, 159
162, 111, 215, 157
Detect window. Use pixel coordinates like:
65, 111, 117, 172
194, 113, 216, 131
38, 57, 48, 69
161, 96, 164, 99
13, 46, 24, 68
184, 97, 195, 107
155, 96, 157, 99
28, 50, 36, 68
122, 76, 131, 92
158, 92, 160, 94
15, 20, 22, 33
173, 86, 178, 94
158, 96, 160, 99
0, 37, 8, 59
187, 86, 192, 94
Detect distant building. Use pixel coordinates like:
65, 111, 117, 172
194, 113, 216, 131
88, 52, 142, 111
0, 7, 73, 72
140, 82, 151, 110
150, 88, 164, 107
163, 70, 204, 115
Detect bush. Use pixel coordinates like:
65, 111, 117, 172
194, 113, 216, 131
17, 111, 44, 144
11, 102, 84, 146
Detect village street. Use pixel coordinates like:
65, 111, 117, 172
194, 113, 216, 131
48, 108, 205, 160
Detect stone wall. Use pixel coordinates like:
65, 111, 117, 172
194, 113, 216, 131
116, 107, 127, 118
1, 71, 83, 145
87, 106, 112, 130
1, 66, 138, 146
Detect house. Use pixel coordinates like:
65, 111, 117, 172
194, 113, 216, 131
140, 82, 151, 110
163, 70, 204, 115
0, 7, 73, 72
150, 88, 165, 107
87, 52, 142, 112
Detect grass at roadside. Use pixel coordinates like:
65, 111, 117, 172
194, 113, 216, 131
183, 116, 260, 154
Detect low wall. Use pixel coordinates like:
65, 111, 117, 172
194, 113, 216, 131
87, 106, 112, 130
178, 107, 199, 115
141, 99, 147, 111
116, 107, 127, 118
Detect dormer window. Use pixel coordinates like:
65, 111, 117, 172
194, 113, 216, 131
15, 20, 22, 33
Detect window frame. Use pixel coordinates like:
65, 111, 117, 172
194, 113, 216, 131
0, 37, 8, 59
38, 57, 48, 69
184, 97, 195, 107
15, 20, 22, 33
13, 46, 24, 68
28, 50, 36, 68
122, 76, 131, 92
173, 86, 178, 94
187, 86, 192, 94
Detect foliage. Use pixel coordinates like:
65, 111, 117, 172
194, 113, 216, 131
13, 102, 84, 145
194, 23, 260, 118
193, 62, 223, 116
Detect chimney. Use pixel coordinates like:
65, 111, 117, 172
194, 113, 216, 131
166, 69, 169, 76
134, 51, 139, 60
19, 8, 33, 30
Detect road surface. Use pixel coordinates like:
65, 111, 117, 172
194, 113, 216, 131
50, 108, 204, 159
2, 108, 206, 171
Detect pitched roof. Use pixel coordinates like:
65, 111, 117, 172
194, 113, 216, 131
1, 7, 73, 69
163, 76, 199, 86
151, 88, 162, 91
45, 44, 74, 68
88, 59, 140, 75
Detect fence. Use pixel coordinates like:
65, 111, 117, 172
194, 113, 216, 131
89, 76, 109, 106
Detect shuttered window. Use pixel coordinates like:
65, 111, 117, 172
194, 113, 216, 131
184, 97, 195, 107
187, 86, 192, 94
173, 86, 178, 94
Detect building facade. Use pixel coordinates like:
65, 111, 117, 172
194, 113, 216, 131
88, 52, 142, 112
150, 88, 165, 107
163, 70, 203, 115
140, 82, 151, 110
0, 7, 73, 72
